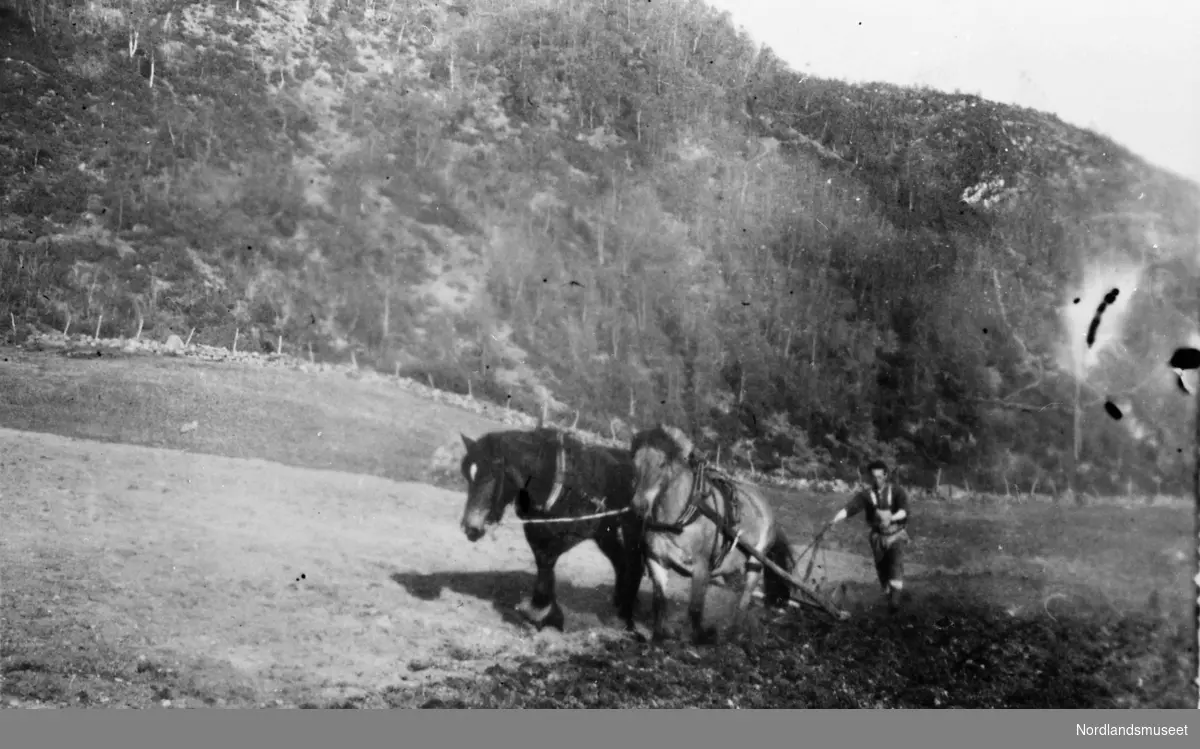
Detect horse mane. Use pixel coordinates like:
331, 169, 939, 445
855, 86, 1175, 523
630, 424, 694, 464
552, 429, 636, 500
474, 427, 555, 476
476, 427, 634, 508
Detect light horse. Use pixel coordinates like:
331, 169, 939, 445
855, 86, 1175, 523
458, 427, 645, 633
629, 424, 796, 644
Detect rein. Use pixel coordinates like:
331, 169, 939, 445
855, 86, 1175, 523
516, 507, 631, 525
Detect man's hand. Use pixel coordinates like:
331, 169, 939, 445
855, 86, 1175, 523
876, 509, 893, 528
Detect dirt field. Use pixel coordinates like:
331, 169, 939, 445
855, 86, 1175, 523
1, 346, 1193, 708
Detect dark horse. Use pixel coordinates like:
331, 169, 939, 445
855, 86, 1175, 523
458, 427, 645, 633
629, 424, 797, 644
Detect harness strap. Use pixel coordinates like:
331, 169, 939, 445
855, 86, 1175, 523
705, 466, 742, 570
646, 459, 742, 572
869, 484, 892, 510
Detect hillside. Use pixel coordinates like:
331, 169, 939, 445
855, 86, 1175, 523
2, 0, 1198, 496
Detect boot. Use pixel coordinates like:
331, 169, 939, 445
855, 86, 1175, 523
887, 587, 900, 614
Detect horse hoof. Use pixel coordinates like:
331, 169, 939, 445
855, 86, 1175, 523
531, 618, 565, 633
532, 615, 566, 632
517, 600, 563, 631
543, 607, 566, 632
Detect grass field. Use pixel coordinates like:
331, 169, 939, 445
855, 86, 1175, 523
1, 345, 1193, 708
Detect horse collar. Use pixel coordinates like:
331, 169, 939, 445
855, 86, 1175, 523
542, 430, 569, 512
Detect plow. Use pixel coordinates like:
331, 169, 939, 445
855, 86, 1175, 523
685, 500, 850, 621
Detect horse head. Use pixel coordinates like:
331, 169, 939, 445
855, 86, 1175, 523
459, 433, 517, 541
629, 423, 695, 518
458, 430, 568, 540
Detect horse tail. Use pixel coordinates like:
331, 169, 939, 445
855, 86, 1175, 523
761, 526, 797, 610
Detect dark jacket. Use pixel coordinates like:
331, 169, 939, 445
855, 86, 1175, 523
841, 482, 909, 535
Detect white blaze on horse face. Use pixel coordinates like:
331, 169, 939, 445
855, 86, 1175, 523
468, 462, 477, 482
461, 475, 498, 541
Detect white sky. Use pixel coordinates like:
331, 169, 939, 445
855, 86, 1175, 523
705, 0, 1200, 185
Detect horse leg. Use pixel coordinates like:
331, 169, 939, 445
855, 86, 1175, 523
521, 534, 569, 632
624, 527, 646, 625
687, 555, 717, 646
527, 551, 566, 631
734, 559, 765, 637
645, 556, 672, 643
621, 518, 647, 615
593, 527, 632, 612
594, 526, 641, 631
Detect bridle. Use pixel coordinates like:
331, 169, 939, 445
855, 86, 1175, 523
635, 446, 710, 535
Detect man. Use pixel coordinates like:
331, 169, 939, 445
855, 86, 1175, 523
823, 459, 911, 613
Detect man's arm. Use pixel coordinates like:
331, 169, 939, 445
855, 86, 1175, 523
829, 492, 866, 526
